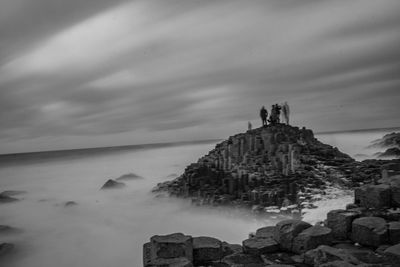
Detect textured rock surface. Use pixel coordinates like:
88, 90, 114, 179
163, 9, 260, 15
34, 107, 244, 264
192, 236, 222, 264
292, 225, 332, 254
255, 226, 276, 239
274, 219, 312, 251
150, 233, 193, 262
384, 243, 400, 266
326, 209, 360, 240
304, 245, 361, 266
221, 252, 263, 266
242, 237, 279, 255
351, 217, 388, 247
354, 184, 391, 209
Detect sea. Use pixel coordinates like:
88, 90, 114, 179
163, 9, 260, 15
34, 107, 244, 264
0, 128, 398, 267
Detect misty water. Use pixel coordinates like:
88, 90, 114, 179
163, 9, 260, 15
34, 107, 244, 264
0, 129, 398, 267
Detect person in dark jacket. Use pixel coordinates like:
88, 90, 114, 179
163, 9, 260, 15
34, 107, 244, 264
260, 106, 268, 126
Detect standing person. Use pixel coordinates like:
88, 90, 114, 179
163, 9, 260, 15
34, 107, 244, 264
282, 102, 290, 125
260, 106, 268, 126
275, 104, 282, 124
248, 121, 252, 131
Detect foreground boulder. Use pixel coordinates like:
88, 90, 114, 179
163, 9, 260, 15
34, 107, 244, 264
292, 225, 332, 254
274, 220, 312, 251
384, 243, 400, 266
100, 179, 125, 189
192, 236, 222, 265
351, 217, 388, 247
326, 209, 360, 240
242, 237, 279, 255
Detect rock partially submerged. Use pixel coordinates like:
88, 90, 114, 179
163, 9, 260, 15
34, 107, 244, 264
0, 225, 20, 234
115, 173, 143, 181
0, 190, 26, 197
100, 179, 125, 189
64, 201, 78, 207
0, 243, 14, 257
0, 193, 18, 203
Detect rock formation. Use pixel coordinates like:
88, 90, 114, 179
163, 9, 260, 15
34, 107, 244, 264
143, 162, 400, 266
153, 124, 358, 215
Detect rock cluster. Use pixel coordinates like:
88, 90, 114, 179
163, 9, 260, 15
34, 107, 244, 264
153, 124, 358, 215
144, 162, 400, 266
370, 132, 400, 159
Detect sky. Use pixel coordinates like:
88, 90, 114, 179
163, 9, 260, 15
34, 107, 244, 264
0, 0, 399, 154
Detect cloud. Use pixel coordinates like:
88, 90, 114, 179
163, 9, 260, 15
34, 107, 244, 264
0, 0, 399, 153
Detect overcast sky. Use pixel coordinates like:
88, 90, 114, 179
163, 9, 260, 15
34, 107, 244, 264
0, 0, 399, 154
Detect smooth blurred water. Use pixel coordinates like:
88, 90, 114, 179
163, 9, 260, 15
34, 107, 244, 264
0, 129, 397, 267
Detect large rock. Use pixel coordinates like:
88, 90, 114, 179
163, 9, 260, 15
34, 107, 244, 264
242, 237, 279, 255
255, 226, 276, 239
274, 220, 312, 251
304, 245, 361, 266
100, 179, 125, 189
0, 193, 18, 203
319, 261, 356, 267
116, 173, 143, 181
354, 184, 391, 209
192, 236, 222, 265
292, 225, 332, 254
150, 233, 193, 262
384, 243, 400, 266
351, 217, 388, 247
388, 221, 400, 244
326, 209, 360, 240
221, 252, 264, 266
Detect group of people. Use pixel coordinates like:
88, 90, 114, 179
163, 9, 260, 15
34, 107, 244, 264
260, 102, 290, 126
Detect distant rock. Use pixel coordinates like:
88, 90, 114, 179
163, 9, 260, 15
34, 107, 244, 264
64, 201, 78, 207
0, 190, 26, 197
369, 132, 400, 149
0, 225, 20, 234
0, 193, 18, 203
115, 173, 143, 181
100, 179, 125, 189
0, 243, 14, 257
377, 147, 400, 158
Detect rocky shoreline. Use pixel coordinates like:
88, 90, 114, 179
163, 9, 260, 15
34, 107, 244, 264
143, 161, 400, 266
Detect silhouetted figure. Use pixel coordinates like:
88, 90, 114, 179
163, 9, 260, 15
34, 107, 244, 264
248, 121, 252, 131
282, 101, 290, 125
260, 106, 268, 126
269, 104, 281, 125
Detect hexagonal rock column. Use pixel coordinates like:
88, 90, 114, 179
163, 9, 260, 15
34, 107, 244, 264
242, 237, 279, 255
351, 217, 388, 247
274, 220, 312, 251
326, 209, 360, 240
150, 233, 193, 262
354, 184, 391, 209
292, 225, 333, 254
255, 226, 276, 239
192, 236, 222, 265
384, 243, 400, 265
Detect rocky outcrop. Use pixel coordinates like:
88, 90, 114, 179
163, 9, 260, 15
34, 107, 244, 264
370, 132, 400, 159
153, 124, 359, 216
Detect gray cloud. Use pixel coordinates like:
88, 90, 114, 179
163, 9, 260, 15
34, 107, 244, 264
0, 0, 399, 153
